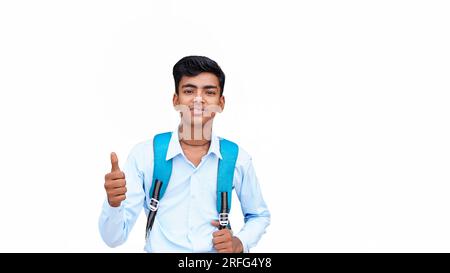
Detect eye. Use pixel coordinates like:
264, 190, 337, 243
206, 90, 216, 95
184, 89, 194, 94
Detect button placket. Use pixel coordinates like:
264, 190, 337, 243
189, 173, 199, 251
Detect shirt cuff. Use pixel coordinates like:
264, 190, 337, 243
234, 232, 249, 253
102, 199, 124, 216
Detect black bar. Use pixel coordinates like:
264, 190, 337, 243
0, 253, 447, 272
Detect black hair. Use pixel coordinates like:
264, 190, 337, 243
173, 56, 225, 96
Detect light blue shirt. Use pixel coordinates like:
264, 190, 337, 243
99, 129, 270, 253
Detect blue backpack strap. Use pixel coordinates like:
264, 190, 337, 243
217, 138, 239, 229
150, 132, 173, 198
145, 132, 173, 238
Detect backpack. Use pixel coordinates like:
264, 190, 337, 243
145, 132, 239, 238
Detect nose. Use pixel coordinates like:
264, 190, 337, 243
194, 92, 204, 104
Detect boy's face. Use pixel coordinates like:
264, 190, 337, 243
173, 72, 225, 127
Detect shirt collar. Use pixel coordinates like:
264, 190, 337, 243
165, 126, 222, 161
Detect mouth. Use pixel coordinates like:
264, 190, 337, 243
190, 107, 205, 116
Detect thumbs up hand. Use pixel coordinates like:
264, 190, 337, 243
104, 152, 127, 207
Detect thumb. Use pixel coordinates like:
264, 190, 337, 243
110, 152, 120, 172
211, 220, 220, 228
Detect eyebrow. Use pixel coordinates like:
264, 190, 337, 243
181, 84, 197, 89
203, 85, 218, 90
181, 84, 219, 90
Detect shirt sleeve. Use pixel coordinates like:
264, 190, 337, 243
233, 157, 271, 253
98, 145, 146, 247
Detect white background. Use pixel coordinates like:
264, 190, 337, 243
1, 0, 449, 252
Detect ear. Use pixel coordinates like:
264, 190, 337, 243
219, 95, 225, 112
173, 93, 179, 107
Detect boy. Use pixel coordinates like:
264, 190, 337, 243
99, 56, 270, 253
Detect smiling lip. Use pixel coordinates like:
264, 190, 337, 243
190, 106, 205, 111
191, 108, 204, 116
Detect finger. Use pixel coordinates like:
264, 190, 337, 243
114, 178, 126, 188
105, 171, 125, 180
111, 187, 127, 196
111, 194, 126, 203
110, 178, 126, 188
212, 230, 223, 237
213, 236, 228, 245
214, 242, 232, 251
212, 229, 229, 238
211, 220, 220, 228
104, 178, 126, 189
110, 152, 120, 172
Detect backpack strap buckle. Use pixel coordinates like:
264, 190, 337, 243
219, 212, 229, 226
149, 198, 159, 211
